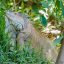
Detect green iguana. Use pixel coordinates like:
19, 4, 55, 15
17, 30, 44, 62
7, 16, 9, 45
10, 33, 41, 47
5, 11, 57, 63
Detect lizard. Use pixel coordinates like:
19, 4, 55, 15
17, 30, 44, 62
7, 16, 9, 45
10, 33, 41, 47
5, 11, 58, 62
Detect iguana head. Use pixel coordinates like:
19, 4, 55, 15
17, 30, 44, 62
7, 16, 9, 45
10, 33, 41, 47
6, 11, 24, 21
6, 11, 29, 21
6, 11, 29, 31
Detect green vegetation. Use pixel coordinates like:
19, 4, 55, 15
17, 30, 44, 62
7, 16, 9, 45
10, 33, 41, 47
0, 38, 51, 64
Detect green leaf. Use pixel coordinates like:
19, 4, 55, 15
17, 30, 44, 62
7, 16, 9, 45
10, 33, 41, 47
53, 36, 63, 45
40, 15, 47, 27
62, 6, 64, 16
41, 0, 53, 8
55, 0, 60, 9
41, 1, 49, 8
60, 1, 64, 16
32, 5, 39, 14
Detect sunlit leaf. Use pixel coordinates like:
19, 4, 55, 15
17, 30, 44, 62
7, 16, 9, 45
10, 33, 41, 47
40, 15, 47, 27
60, 1, 64, 16
41, 1, 49, 8
53, 36, 63, 45
41, 0, 53, 8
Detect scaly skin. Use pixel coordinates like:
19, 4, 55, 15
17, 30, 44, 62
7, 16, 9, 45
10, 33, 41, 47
55, 38, 64, 64
5, 11, 57, 63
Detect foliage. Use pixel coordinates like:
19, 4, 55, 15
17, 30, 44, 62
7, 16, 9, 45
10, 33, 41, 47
0, 41, 51, 64
40, 15, 47, 27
